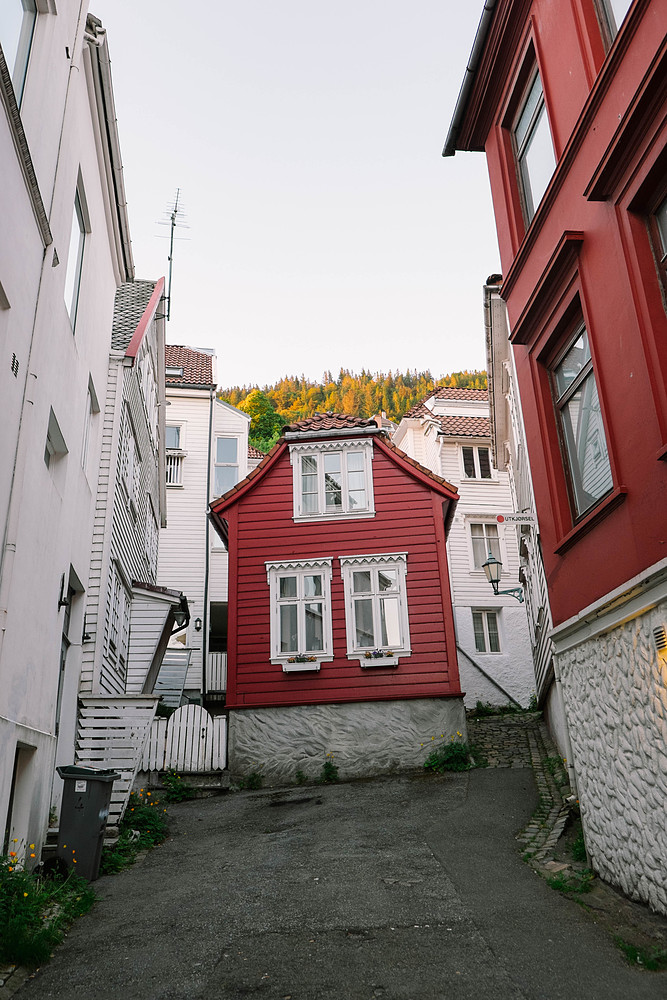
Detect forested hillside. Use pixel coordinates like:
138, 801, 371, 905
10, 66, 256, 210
220, 369, 487, 450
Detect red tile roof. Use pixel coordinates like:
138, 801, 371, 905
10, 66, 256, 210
165, 345, 215, 387
403, 399, 491, 438
248, 445, 265, 459
282, 412, 378, 433
431, 387, 488, 400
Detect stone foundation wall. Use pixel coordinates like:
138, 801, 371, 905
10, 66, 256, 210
556, 599, 667, 915
227, 697, 467, 784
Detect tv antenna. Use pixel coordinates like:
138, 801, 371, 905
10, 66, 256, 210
156, 188, 190, 321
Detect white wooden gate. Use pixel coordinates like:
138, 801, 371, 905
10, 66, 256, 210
141, 705, 227, 772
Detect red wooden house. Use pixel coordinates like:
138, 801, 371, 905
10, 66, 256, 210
209, 412, 465, 781
445, 0, 667, 913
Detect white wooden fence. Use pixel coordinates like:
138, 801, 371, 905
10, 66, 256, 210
141, 705, 227, 772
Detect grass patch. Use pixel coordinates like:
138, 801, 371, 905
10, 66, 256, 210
0, 855, 95, 967
99, 788, 169, 875
615, 938, 667, 971
237, 772, 263, 791
423, 733, 476, 773
469, 699, 536, 719
571, 830, 587, 864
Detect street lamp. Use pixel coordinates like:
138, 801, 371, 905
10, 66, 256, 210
482, 551, 524, 603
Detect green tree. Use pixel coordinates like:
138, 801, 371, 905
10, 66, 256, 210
237, 389, 284, 445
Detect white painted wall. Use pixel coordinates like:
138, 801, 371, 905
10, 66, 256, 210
395, 397, 536, 708
158, 386, 250, 697
0, 4, 133, 858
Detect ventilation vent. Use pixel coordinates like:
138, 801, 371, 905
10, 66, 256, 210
653, 626, 667, 652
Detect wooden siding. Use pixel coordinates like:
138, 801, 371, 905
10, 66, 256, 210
223, 440, 461, 709
125, 594, 172, 693
83, 318, 166, 697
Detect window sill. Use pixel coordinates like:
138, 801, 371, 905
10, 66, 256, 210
554, 486, 628, 555
166, 483, 184, 489
273, 655, 333, 673
293, 510, 375, 524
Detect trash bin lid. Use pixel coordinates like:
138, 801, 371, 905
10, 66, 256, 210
57, 765, 121, 782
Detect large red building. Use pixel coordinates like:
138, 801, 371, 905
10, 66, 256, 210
446, 0, 667, 914
209, 413, 465, 782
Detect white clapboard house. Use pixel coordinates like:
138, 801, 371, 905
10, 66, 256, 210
394, 387, 535, 708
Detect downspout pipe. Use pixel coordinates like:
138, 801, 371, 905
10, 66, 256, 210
201, 388, 214, 701
442, 0, 498, 158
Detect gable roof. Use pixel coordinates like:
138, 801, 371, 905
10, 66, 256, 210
209, 430, 459, 543
403, 387, 491, 438
282, 412, 378, 433
111, 280, 161, 352
248, 445, 265, 460
165, 345, 215, 389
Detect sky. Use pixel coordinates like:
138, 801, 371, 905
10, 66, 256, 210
92, 1, 500, 389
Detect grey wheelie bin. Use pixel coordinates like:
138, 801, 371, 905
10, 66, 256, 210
56, 765, 120, 881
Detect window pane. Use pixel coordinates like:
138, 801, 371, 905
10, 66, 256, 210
655, 195, 667, 257
380, 597, 401, 647
214, 465, 237, 496
325, 467, 342, 509
280, 605, 298, 652
487, 612, 500, 653
348, 470, 365, 491
604, 0, 632, 33
553, 329, 591, 399
303, 574, 322, 598
354, 599, 375, 647
348, 489, 366, 510
279, 576, 297, 599
462, 447, 476, 478
216, 437, 237, 463
64, 192, 86, 323
302, 455, 318, 475
478, 448, 492, 479
305, 603, 324, 651
302, 492, 318, 513
560, 372, 613, 515
0, 0, 36, 104
352, 571, 371, 593
378, 569, 396, 591
521, 102, 555, 216
472, 612, 486, 652
515, 74, 542, 152
323, 453, 341, 473
346, 451, 364, 472
165, 425, 180, 450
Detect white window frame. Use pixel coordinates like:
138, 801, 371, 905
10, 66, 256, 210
461, 444, 494, 480
340, 552, 410, 667
81, 377, 99, 473
472, 609, 502, 654
165, 422, 185, 488
266, 558, 333, 672
468, 520, 503, 572
2, 0, 37, 107
63, 178, 90, 330
108, 564, 131, 680
213, 436, 239, 497
289, 439, 375, 522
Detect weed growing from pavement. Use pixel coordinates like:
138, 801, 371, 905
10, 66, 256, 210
99, 788, 169, 875
544, 755, 569, 787
295, 769, 307, 785
571, 829, 587, 864
160, 769, 195, 802
0, 846, 95, 966
237, 772, 263, 791
470, 699, 535, 719
317, 753, 339, 784
614, 938, 667, 971
546, 869, 595, 895
422, 732, 485, 773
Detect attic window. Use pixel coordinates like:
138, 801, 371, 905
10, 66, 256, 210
165, 366, 184, 377
289, 439, 375, 521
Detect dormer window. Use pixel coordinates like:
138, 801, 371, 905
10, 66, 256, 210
289, 439, 375, 521
165, 366, 184, 377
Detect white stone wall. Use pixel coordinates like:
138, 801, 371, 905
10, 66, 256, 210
557, 599, 667, 915
228, 697, 467, 783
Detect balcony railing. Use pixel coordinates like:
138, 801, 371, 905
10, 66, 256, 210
165, 452, 183, 486
207, 652, 227, 693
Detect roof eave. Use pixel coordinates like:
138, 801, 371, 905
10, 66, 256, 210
442, 0, 499, 157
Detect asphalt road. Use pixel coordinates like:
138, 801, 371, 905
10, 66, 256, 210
18, 769, 666, 999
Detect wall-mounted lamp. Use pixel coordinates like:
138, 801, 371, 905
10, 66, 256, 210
482, 551, 524, 603
194, 617, 203, 632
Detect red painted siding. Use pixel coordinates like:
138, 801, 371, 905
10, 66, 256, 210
214, 438, 461, 710
457, 0, 667, 626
